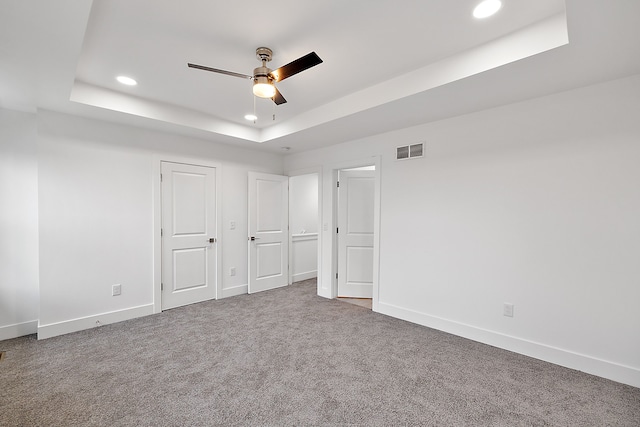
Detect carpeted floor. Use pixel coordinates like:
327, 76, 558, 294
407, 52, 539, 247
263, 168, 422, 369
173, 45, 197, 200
1, 279, 639, 426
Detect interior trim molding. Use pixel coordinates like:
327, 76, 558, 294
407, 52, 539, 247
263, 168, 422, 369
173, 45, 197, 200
0, 320, 38, 341
37, 304, 154, 340
292, 271, 318, 282
377, 301, 640, 389
220, 284, 248, 299
292, 233, 318, 241
152, 155, 223, 313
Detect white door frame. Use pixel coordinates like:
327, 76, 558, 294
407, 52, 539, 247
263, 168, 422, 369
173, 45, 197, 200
321, 156, 381, 311
152, 154, 222, 314
337, 168, 375, 298
287, 167, 323, 289
247, 171, 289, 293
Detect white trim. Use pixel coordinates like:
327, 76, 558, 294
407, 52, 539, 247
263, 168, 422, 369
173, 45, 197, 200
378, 301, 640, 388
153, 157, 162, 313
292, 270, 318, 282
248, 171, 290, 293
0, 320, 38, 340
323, 156, 381, 308
292, 233, 318, 240
153, 154, 223, 312
37, 304, 153, 340
220, 284, 248, 299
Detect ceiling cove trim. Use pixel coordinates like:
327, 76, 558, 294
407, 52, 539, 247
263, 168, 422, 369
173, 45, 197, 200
70, 13, 568, 144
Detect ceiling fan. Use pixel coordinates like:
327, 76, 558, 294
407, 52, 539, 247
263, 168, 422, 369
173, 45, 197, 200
187, 47, 322, 105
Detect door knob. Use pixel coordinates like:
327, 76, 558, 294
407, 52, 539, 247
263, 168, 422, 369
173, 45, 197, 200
209, 237, 216, 243
249, 236, 260, 241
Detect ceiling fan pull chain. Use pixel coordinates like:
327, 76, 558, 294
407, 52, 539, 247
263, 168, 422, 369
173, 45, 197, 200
273, 100, 276, 121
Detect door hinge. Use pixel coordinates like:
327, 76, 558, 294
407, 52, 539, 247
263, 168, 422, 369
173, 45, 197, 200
161, 228, 163, 237
161, 282, 164, 291
337, 181, 340, 188
160, 173, 163, 182
336, 227, 339, 234
336, 273, 338, 279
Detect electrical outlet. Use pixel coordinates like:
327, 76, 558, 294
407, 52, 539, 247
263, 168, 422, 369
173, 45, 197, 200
230, 220, 236, 230
112, 284, 122, 296
230, 267, 236, 276
503, 303, 514, 317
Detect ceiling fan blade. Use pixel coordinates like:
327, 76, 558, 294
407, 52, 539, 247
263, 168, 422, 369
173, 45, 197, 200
187, 63, 253, 80
272, 88, 287, 105
270, 52, 322, 82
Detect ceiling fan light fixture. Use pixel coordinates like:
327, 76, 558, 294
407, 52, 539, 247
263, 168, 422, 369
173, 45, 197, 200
252, 76, 276, 98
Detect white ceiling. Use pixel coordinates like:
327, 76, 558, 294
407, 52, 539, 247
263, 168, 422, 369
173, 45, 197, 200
1, 0, 640, 153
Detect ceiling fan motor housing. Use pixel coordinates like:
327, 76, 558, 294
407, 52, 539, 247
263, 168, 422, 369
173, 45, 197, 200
255, 47, 273, 62
254, 47, 274, 84
253, 62, 276, 98
253, 66, 273, 82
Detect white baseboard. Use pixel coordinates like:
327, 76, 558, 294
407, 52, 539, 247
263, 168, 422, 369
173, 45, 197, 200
377, 301, 640, 389
220, 284, 248, 299
0, 320, 38, 341
292, 270, 317, 282
37, 304, 154, 340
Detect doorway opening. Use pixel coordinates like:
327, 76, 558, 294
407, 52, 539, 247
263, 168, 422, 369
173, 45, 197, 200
288, 173, 320, 286
335, 165, 375, 310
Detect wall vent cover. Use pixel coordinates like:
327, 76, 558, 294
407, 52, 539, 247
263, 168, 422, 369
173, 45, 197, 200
396, 145, 410, 160
396, 143, 424, 160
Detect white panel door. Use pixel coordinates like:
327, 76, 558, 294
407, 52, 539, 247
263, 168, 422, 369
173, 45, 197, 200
338, 170, 375, 298
248, 172, 289, 293
161, 162, 217, 310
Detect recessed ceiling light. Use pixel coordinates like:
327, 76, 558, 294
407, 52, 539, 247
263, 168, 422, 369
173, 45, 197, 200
116, 75, 137, 86
473, 0, 502, 19
244, 114, 258, 121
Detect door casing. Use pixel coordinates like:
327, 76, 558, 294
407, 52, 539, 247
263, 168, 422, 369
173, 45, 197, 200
248, 171, 289, 294
153, 155, 222, 314
337, 169, 375, 298
322, 157, 381, 311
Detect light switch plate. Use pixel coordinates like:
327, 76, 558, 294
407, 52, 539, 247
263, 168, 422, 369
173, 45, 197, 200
503, 303, 514, 317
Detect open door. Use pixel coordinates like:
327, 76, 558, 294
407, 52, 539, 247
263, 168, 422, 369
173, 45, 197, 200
337, 169, 375, 298
248, 172, 289, 293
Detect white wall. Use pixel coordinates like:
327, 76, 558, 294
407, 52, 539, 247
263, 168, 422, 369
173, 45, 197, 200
289, 174, 318, 282
0, 109, 39, 340
290, 174, 318, 235
35, 110, 283, 337
284, 73, 640, 388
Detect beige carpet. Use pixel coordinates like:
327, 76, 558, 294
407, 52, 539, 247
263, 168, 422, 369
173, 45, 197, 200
336, 296, 372, 310
1, 279, 639, 426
